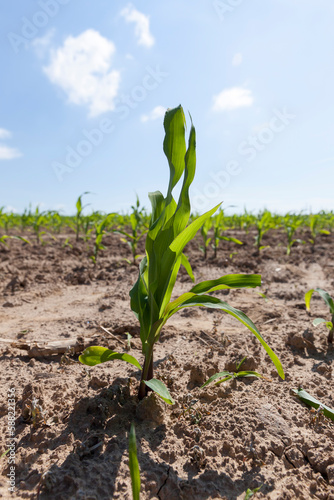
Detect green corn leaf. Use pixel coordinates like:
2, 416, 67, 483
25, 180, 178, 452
76, 191, 90, 213
190, 274, 261, 295
79, 346, 142, 370
219, 236, 243, 245
313, 317, 327, 326
244, 486, 262, 500
214, 376, 233, 385
236, 356, 247, 371
164, 294, 284, 380
129, 257, 151, 344
292, 388, 334, 421
144, 378, 175, 405
13, 235, 31, 245
169, 203, 221, 257
129, 424, 141, 500
201, 371, 232, 388
181, 253, 195, 282
305, 288, 334, 314
173, 120, 196, 235
157, 203, 221, 316
152, 203, 219, 303
234, 371, 264, 379
163, 105, 187, 193
201, 370, 263, 388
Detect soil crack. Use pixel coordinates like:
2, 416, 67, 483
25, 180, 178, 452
157, 465, 171, 499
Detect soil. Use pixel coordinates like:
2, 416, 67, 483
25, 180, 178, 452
0, 229, 333, 499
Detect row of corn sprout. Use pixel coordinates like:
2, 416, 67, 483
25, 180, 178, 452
0, 202, 332, 261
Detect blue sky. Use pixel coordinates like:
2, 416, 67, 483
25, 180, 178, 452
1, 0, 334, 215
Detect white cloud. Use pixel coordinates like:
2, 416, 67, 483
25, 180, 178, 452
212, 87, 254, 112
0, 145, 22, 160
32, 29, 55, 58
141, 105, 166, 123
43, 29, 121, 117
0, 128, 22, 160
232, 52, 243, 66
120, 4, 155, 48
0, 128, 11, 140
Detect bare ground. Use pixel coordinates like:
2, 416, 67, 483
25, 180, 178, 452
0, 229, 333, 499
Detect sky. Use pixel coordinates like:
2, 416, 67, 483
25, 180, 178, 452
1, 0, 334, 216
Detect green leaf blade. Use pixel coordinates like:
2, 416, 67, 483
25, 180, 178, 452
79, 346, 142, 370
292, 388, 334, 421
190, 274, 261, 295
129, 423, 141, 500
165, 294, 284, 380
201, 371, 232, 388
181, 253, 195, 282
144, 379, 175, 405
313, 317, 327, 326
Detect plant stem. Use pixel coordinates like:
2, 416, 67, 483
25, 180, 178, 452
329, 314, 334, 344
138, 348, 154, 400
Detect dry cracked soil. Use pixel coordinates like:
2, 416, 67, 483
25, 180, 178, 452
0, 229, 333, 499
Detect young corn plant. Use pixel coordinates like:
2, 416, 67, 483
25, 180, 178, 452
201, 357, 264, 388
308, 214, 330, 249
305, 288, 334, 343
212, 209, 242, 259
90, 214, 114, 264
254, 211, 274, 252
74, 192, 90, 242
239, 209, 256, 234
79, 106, 284, 404
199, 218, 212, 259
293, 387, 334, 422
283, 214, 304, 255
0, 235, 30, 247
32, 208, 47, 244
114, 197, 148, 264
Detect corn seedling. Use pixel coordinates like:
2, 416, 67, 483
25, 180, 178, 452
292, 387, 334, 422
305, 288, 334, 343
32, 207, 47, 244
79, 106, 284, 404
308, 214, 330, 248
199, 218, 212, 259
20, 206, 33, 232
244, 486, 262, 500
0, 211, 15, 233
254, 211, 275, 251
201, 356, 265, 388
128, 423, 141, 500
81, 215, 95, 242
0, 235, 30, 246
201, 369, 264, 388
126, 333, 132, 350
283, 214, 304, 255
114, 197, 147, 264
212, 209, 242, 259
238, 208, 256, 234
62, 237, 73, 249
90, 214, 114, 264
74, 192, 90, 242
